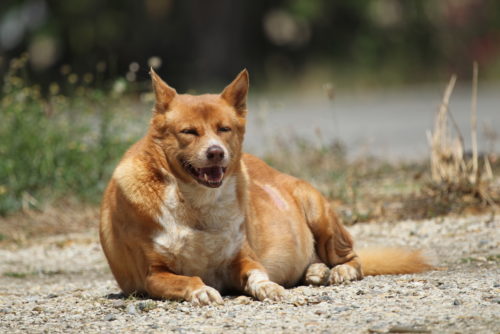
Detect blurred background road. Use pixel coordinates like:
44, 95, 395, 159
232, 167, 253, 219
245, 83, 500, 159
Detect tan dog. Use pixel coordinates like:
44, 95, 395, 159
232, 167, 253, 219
99, 69, 431, 305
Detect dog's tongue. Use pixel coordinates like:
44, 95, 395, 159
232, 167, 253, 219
200, 166, 224, 183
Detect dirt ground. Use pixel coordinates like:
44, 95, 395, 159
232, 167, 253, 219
0, 214, 499, 334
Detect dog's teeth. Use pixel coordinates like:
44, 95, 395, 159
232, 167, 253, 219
204, 173, 208, 182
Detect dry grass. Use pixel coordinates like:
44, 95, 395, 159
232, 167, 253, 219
0, 199, 99, 248
426, 63, 499, 213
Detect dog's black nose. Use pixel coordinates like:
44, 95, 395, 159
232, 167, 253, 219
206, 145, 225, 162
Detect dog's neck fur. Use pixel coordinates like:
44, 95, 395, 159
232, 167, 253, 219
177, 177, 235, 209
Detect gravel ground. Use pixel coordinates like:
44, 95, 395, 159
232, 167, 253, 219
1, 214, 499, 333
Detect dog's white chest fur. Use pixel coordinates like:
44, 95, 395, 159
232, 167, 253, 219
153, 177, 244, 289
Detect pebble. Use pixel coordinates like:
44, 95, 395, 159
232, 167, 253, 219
103, 314, 117, 321
388, 326, 431, 333
111, 300, 126, 309
233, 296, 252, 304
126, 304, 137, 315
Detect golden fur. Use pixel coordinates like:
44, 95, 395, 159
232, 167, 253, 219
99, 69, 431, 305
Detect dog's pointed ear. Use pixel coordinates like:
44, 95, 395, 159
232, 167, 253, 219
221, 69, 249, 116
150, 68, 176, 112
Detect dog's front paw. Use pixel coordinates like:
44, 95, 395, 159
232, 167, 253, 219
245, 269, 285, 301
188, 286, 223, 306
304, 263, 330, 286
328, 264, 361, 284
252, 281, 285, 301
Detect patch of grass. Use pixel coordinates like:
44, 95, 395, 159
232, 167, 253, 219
3, 272, 28, 278
486, 254, 500, 262
137, 300, 158, 312
2, 270, 66, 278
0, 55, 137, 215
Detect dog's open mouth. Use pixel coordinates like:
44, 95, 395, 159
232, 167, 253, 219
182, 161, 227, 188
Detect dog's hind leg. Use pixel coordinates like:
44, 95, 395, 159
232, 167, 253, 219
292, 181, 363, 285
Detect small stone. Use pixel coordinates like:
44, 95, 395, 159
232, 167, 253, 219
126, 304, 137, 315
25, 296, 39, 303
319, 295, 332, 302
111, 300, 126, 309
388, 325, 431, 333
356, 289, 365, 295
234, 296, 252, 304
491, 298, 500, 304
493, 283, 500, 288
292, 298, 307, 306
149, 324, 159, 329
315, 310, 324, 315
32, 306, 44, 312
334, 306, 350, 313
47, 293, 58, 299
437, 283, 452, 290
453, 299, 461, 306
104, 314, 117, 321
478, 239, 488, 247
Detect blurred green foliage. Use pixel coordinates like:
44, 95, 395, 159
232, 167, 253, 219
1, 0, 500, 89
0, 54, 133, 215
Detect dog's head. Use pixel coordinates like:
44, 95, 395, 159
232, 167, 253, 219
149, 69, 248, 188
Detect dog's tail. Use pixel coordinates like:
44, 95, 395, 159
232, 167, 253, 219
356, 248, 433, 276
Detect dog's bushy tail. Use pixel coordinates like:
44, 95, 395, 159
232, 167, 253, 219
357, 248, 433, 276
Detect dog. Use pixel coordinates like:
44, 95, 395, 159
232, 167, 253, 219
99, 69, 431, 305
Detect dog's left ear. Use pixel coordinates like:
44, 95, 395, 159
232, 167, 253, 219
221, 69, 249, 116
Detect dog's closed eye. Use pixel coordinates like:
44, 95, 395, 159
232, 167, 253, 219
218, 126, 231, 133
180, 128, 199, 136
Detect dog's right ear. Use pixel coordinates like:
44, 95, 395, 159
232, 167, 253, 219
150, 68, 176, 112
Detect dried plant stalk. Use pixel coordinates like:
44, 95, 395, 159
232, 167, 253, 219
427, 66, 498, 210
470, 61, 479, 183
429, 74, 461, 183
